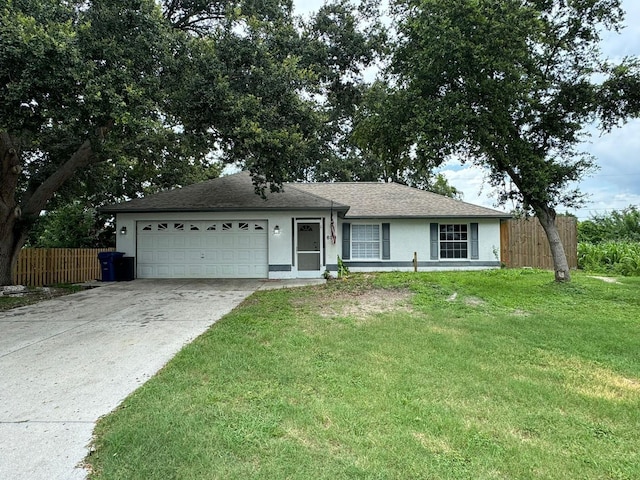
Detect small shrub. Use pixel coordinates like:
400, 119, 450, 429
337, 256, 350, 278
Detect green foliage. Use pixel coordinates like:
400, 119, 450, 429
345, 82, 463, 197
298, 1, 393, 185
27, 203, 114, 248
337, 255, 350, 278
352, 0, 640, 278
429, 173, 462, 199
1, 0, 382, 283
378, 0, 640, 212
2, 0, 378, 208
578, 205, 640, 243
578, 241, 640, 276
577, 207, 640, 276
1, 0, 221, 225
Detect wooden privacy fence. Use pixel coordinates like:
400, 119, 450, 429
13, 248, 115, 287
501, 216, 577, 270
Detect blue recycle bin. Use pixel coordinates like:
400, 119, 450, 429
98, 252, 125, 282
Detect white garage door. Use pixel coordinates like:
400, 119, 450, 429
136, 220, 268, 278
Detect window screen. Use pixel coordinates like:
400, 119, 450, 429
352, 225, 380, 259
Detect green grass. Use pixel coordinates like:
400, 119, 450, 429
87, 270, 640, 479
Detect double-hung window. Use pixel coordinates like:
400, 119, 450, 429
439, 224, 468, 259
351, 224, 380, 259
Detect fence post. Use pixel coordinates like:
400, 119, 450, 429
500, 221, 510, 267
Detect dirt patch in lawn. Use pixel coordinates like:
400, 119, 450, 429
446, 292, 487, 307
588, 276, 622, 284
305, 288, 414, 321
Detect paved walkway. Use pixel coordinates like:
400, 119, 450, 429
0, 279, 323, 480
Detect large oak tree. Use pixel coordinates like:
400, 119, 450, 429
0, 0, 329, 285
370, 0, 640, 281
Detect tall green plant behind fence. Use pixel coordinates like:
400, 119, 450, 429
578, 241, 640, 276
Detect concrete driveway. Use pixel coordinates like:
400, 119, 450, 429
0, 279, 289, 480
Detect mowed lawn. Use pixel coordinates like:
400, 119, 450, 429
87, 270, 640, 479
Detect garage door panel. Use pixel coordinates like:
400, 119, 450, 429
172, 251, 186, 262
156, 265, 171, 276
171, 238, 186, 248
202, 235, 218, 247
219, 265, 234, 276
235, 236, 251, 248
202, 249, 218, 261
236, 250, 251, 263
139, 251, 154, 263
137, 265, 154, 277
187, 265, 203, 276
203, 265, 218, 276
153, 236, 169, 248
186, 251, 203, 262
137, 220, 268, 279
218, 250, 235, 262
218, 236, 235, 248
252, 265, 268, 277
236, 265, 251, 276
254, 250, 268, 262
186, 237, 202, 248
156, 251, 172, 263
138, 237, 155, 249
172, 265, 187, 276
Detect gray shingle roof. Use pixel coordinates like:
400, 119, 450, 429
101, 172, 348, 213
101, 171, 508, 218
292, 182, 508, 218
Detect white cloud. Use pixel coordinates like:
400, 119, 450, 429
437, 161, 511, 212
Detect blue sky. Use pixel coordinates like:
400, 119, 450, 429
294, 0, 640, 219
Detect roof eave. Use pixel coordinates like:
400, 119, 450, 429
343, 214, 512, 219
101, 205, 351, 214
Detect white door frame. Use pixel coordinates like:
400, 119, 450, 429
295, 219, 324, 278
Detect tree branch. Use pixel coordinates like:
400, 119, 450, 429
21, 139, 96, 217
0, 132, 21, 209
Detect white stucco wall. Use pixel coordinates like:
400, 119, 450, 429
334, 217, 502, 273
114, 212, 503, 279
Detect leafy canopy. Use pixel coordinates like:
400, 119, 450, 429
578, 205, 640, 243
375, 0, 640, 214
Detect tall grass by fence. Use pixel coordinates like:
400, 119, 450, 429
13, 248, 114, 287
501, 216, 577, 269
578, 241, 640, 276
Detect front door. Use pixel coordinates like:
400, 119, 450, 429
296, 221, 322, 277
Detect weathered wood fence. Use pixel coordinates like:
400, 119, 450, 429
13, 248, 115, 287
501, 216, 577, 269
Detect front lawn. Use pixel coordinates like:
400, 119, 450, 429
87, 270, 640, 479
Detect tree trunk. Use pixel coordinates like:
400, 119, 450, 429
0, 219, 26, 286
0, 132, 98, 285
0, 133, 24, 285
535, 205, 571, 282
